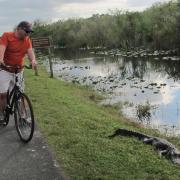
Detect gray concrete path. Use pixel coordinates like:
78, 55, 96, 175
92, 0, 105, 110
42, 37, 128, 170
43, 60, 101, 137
0, 117, 68, 180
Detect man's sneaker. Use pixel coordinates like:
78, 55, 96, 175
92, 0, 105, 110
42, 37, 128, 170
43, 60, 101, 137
0, 112, 6, 125
0, 112, 4, 121
0, 118, 6, 126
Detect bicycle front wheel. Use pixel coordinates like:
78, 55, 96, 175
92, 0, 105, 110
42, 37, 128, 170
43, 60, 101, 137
14, 93, 34, 143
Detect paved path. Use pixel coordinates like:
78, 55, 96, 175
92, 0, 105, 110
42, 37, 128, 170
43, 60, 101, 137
0, 117, 68, 180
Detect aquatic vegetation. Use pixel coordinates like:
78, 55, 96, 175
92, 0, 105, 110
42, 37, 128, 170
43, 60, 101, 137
136, 101, 152, 123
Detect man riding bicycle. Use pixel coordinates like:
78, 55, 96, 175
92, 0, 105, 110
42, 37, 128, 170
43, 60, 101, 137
0, 21, 37, 121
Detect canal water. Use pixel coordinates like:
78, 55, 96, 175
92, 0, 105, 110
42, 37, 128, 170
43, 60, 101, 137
47, 50, 180, 136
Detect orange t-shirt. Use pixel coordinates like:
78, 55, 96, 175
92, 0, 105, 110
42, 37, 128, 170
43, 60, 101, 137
0, 32, 32, 67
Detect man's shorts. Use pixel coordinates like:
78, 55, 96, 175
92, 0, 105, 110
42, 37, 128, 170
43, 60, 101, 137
0, 69, 24, 93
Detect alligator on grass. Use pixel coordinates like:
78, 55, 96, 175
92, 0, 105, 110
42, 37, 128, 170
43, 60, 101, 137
108, 128, 180, 165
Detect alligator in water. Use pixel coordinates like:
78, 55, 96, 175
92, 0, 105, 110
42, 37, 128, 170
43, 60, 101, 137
108, 128, 180, 165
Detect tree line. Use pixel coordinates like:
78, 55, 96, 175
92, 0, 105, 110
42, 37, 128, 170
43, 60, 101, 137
32, 0, 180, 53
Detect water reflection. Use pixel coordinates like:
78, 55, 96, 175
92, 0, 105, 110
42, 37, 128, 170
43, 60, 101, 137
50, 50, 180, 136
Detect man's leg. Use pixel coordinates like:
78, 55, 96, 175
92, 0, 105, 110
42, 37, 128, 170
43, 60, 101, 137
0, 93, 7, 114
0, 70, 11, 119
0, 93, 7, 121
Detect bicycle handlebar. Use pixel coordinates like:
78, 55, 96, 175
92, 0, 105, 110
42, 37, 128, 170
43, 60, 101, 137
0, 63, 32, 73
24, 65, 32, 69
0, 63, 32, 69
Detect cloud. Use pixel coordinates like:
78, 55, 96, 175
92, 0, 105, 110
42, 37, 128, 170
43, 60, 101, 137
0, 0, 170, 33
126, 0, 169, 7
54, 0, 130, 18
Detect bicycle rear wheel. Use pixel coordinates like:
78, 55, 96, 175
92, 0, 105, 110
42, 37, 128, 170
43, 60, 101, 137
14, 93, 34, 143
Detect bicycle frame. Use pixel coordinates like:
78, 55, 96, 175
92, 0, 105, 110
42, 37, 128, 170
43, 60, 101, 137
5, 73, 23, 122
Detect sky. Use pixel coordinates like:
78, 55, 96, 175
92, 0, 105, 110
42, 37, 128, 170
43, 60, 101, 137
0, 0, 170, 34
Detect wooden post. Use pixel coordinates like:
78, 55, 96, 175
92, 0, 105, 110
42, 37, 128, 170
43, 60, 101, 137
34, 66, 39, 76
48, 48, 54, 78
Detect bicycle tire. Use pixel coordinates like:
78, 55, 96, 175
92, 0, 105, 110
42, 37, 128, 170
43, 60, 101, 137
2, 114, 10, 126
14, 93, 35, 143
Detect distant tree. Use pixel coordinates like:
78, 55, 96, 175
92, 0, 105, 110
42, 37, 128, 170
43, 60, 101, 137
31, 0, 180, 52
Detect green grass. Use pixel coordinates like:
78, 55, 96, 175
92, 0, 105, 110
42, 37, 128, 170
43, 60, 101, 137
25, 66, 180, 179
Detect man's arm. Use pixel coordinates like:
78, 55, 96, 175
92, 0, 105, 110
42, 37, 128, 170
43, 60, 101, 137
0, 45, 6, 64
27, 48, 37, 69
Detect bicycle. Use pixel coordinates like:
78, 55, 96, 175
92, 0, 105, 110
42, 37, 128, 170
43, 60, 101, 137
0, 64, 35, 143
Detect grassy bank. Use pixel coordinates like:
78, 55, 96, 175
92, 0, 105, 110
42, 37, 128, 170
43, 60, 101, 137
25, 66, 180, 179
